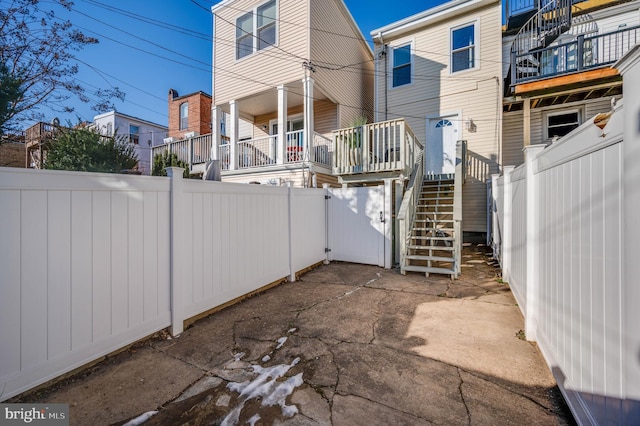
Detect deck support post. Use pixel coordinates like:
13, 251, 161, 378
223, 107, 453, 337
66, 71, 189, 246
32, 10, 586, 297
277, 85, 287, 165
229, 100, 238, 170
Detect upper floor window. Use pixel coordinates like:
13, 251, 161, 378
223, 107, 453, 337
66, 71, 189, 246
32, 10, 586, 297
392, 44, 412, 87
106, 122, 112, 136
129, 125, 139, 145
236, 0, 277, 60
451, 23, 476, 73
179, 102, 189, 130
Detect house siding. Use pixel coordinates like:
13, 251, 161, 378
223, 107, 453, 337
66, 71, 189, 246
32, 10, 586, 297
375, 1, 502, 233
214, 0, 309, 104
309, 0, 374, 127
502, 96, 621, 168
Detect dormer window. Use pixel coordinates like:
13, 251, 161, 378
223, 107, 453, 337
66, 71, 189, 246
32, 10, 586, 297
236, 0, 277, 60
179, 102, 189, 130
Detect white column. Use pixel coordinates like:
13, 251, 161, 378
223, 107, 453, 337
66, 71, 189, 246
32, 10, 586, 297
501, 165, 515, 284
523, 144, 545, 341
229, 100, 238, 170
277, 85, 287, 165
211, 105, 222, 161
302, 76, 315, 160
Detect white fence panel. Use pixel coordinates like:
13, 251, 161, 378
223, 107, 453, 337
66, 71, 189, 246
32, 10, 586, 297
509, 166, 528, 316
290, 187, 327, 273
178, 181, 292, 320
0, 169, 172, 402
490, 95, 639, 424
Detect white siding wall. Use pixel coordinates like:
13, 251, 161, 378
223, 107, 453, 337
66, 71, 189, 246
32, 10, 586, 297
214, 0, 308, 104
375, 1, 502, 233
310, 0, 374, 127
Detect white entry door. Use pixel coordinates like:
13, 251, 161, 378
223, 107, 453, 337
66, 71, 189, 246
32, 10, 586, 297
327, 185, 388, 267
426, 116, 458, 177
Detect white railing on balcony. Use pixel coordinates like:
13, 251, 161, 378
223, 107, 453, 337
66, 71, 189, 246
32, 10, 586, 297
397, 152, 424, 273
312, 133, 333, 168
237, 135, 276, 169
151, 134, 212, 172
219, 143, 230, 171
284, 130, 304, 163
333, 119, 423, 176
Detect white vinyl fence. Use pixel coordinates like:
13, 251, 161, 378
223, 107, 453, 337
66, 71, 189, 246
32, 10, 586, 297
490, 96, 640, 424
0, 167, 328, 401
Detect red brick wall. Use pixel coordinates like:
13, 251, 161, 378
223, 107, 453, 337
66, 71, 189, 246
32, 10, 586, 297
167, 91, 212, 139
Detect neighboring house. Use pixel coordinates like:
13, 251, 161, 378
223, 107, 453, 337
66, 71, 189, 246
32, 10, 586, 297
208, 0, 374, 187
93, 111, 168, 175
371, 0, 503, 235
501, 0, 638, 166
167, 89, 213, 139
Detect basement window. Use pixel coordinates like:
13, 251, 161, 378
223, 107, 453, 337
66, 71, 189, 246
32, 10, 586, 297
545, 109, 581, 140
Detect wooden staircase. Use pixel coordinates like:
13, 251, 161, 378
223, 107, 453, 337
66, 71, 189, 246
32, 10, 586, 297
403, 179, 458, 278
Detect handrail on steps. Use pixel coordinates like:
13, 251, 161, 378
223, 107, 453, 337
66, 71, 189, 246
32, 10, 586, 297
398, 150, 424, 275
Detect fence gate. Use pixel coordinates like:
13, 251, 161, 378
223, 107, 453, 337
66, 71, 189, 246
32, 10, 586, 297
327, 185, 389, 267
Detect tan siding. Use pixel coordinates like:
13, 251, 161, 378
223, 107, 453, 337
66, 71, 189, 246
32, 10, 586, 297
374, 1, 502, 233
310, 0, 374, 127
250, 100, 336, 136
502, 111, 525, 167
214, 0, 309, 104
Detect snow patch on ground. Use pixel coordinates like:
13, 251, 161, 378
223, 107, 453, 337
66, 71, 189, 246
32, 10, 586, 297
122, 411, 158, 426
275, 337, 287, 349
221, 357, 303, 425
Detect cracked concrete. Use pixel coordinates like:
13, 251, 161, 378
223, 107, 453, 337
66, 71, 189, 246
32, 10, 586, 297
13, 246, 574, 425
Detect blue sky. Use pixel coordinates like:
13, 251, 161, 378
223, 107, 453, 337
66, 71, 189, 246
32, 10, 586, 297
38, 0, 447, 128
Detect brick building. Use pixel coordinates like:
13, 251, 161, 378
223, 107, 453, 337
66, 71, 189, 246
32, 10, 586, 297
167, 89, 212, 139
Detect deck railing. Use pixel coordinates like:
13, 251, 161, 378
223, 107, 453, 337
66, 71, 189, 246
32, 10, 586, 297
333, 119, 423, 176
238, 136, 276, 168
397, 151, 424, 274
311, 133, 333, 167
151, 133, 212, 172
512, 25, 640, 84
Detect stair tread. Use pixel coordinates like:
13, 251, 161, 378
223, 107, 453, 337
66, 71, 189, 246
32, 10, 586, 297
403, 265, 456, 275
414, 219, 455, 223
406, 254, 455, 262
411, 235, 454, 240
405, 245, 455, 251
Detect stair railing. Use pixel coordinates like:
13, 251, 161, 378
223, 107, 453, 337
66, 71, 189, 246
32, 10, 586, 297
510, 0, 573, 85
452, 140, 467, 277
397, 150, 424, 275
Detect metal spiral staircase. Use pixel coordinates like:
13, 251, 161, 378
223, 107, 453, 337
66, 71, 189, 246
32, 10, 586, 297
510, 0, 574, 83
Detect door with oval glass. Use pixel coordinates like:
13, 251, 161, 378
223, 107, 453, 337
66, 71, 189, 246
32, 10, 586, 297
426, 115, 458, 178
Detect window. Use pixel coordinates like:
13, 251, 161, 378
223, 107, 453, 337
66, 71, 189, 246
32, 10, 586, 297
235, 0, 277, 60
106, 122, 112, 136
451, 23, 476, 73
129, 125, 139, 145
392, 44, 412, 87
179, 102, 189, 130
545, 110, 581, 139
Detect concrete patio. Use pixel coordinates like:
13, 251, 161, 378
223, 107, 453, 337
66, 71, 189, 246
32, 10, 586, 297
13, 245, 574, 425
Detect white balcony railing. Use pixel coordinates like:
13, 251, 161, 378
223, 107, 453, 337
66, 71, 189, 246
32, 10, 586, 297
237, 136, 276, 168
333, 119, 423, 176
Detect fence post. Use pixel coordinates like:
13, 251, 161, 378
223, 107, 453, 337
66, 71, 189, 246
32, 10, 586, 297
287, 182, 296, 282
618, 46, 640, 411
523, 145, 545, 341
490, 174, 500, 260
166, 167, 185, 336
323, 183, 331, 265
502, 166, 515, 284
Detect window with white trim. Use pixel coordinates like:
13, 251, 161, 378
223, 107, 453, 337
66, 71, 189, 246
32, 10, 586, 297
392, 43, 412, 87
236, 0, 276, 60
179, 102, 188, 130
545, 109, 581, 139
129, 125, 139, 145
451, 23, 476, 73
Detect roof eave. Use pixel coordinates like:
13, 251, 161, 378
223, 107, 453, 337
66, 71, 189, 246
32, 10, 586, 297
371, 0, 497, 42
